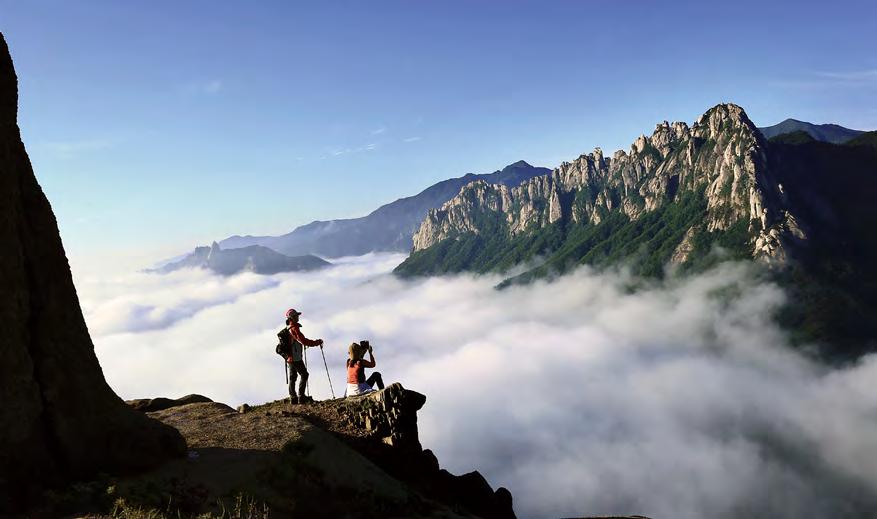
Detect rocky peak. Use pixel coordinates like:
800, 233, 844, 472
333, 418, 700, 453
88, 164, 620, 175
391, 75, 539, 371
632, 134, 648, 154
0, 41, 15, 124
208, 240, 221, 259
506, 159, 532, 168
592, 146, 604, 165
694, 103, 761, 140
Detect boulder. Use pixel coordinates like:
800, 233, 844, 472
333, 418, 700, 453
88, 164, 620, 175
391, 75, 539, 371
338, 382, 426, 451
127, 394, 213, 412
450, 471, 515, 519
420, 448, 440, 473
0, 32, 185, 512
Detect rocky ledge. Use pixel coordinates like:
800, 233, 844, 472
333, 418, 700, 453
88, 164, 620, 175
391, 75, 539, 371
98, 383, 515, 518
335, 382, 427, 450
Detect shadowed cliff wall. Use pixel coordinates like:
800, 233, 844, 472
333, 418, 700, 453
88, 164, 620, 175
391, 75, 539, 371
0, 32, 185, 512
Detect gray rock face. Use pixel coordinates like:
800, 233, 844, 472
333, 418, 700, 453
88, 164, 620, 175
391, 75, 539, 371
413, 103, 800, 264
338, 382, 426, 451
0, 33, 185, 511
153, 241, 330, 276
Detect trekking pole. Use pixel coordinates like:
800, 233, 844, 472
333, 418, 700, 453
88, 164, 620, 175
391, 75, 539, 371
284, 359, 288, 385
320, 346, 335, 399
303, 346, 309, 397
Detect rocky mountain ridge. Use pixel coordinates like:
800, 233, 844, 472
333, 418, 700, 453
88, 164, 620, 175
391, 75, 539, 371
216, 160, 550, 257
411, 104, 799, 264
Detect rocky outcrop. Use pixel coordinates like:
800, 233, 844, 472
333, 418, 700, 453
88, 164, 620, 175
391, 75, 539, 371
337, 382, 426, 450
312, 383, 516, 519
126, 394, 214, 413
411, 103, 801, 265
0, 32, 185, 512
116, 387, 516, 518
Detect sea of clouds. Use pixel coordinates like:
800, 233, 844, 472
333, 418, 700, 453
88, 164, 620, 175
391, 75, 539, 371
77, 253, 877, 519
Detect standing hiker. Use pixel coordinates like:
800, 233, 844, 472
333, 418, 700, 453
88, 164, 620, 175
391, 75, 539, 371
346, 340, 384, 397
278, 308, 323, 404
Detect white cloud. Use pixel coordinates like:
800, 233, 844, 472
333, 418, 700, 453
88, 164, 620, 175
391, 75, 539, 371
403, 136, 422, 142
203, 79, 223, 93
371, 126, 387, 135
80, 268, 281, 335
330, 143, 378, 156
81, 254, 877, 519
41, 138, 115, 158
815, 69, 877, 82
182, 79, 224, 95
770, 68, 877, 90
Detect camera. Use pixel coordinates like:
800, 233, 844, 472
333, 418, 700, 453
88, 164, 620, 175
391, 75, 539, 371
360, 339, 371, 351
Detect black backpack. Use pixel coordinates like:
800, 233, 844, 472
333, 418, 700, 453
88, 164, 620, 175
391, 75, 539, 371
276, 328, 292, 359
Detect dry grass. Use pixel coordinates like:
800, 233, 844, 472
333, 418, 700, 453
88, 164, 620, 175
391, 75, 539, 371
72, 493, 270, 519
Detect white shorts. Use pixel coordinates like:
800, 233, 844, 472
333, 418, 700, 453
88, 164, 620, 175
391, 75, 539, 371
346, 382, 375, 397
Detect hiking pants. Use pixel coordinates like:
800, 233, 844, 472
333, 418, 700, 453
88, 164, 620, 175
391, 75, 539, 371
288, 360, 309, 397
366, 372, 384, 390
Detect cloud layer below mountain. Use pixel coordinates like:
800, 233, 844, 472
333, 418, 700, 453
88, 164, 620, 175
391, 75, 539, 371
80, 254, 877, 519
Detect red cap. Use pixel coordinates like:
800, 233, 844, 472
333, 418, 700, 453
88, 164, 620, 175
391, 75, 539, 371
285, 308, 302, 319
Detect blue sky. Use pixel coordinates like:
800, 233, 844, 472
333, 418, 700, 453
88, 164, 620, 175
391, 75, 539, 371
2, 0, 875, 267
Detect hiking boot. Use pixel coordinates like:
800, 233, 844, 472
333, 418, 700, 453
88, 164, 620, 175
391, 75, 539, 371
298, 395, 314, 404
288, 395, 299, 405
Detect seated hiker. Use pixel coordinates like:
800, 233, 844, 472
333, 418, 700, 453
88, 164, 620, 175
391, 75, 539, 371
278, 308, 323, 404
346, 340, 384, 397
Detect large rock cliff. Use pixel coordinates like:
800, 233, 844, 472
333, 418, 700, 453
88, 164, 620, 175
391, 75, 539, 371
0, 33, 185, 511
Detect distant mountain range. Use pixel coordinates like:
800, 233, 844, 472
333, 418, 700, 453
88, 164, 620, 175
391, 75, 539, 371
153, 242, 330, 276
397, 104, 877, 360
758, 118, 864, 144
182, 118, 861, 265
218, 160, 550, 257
